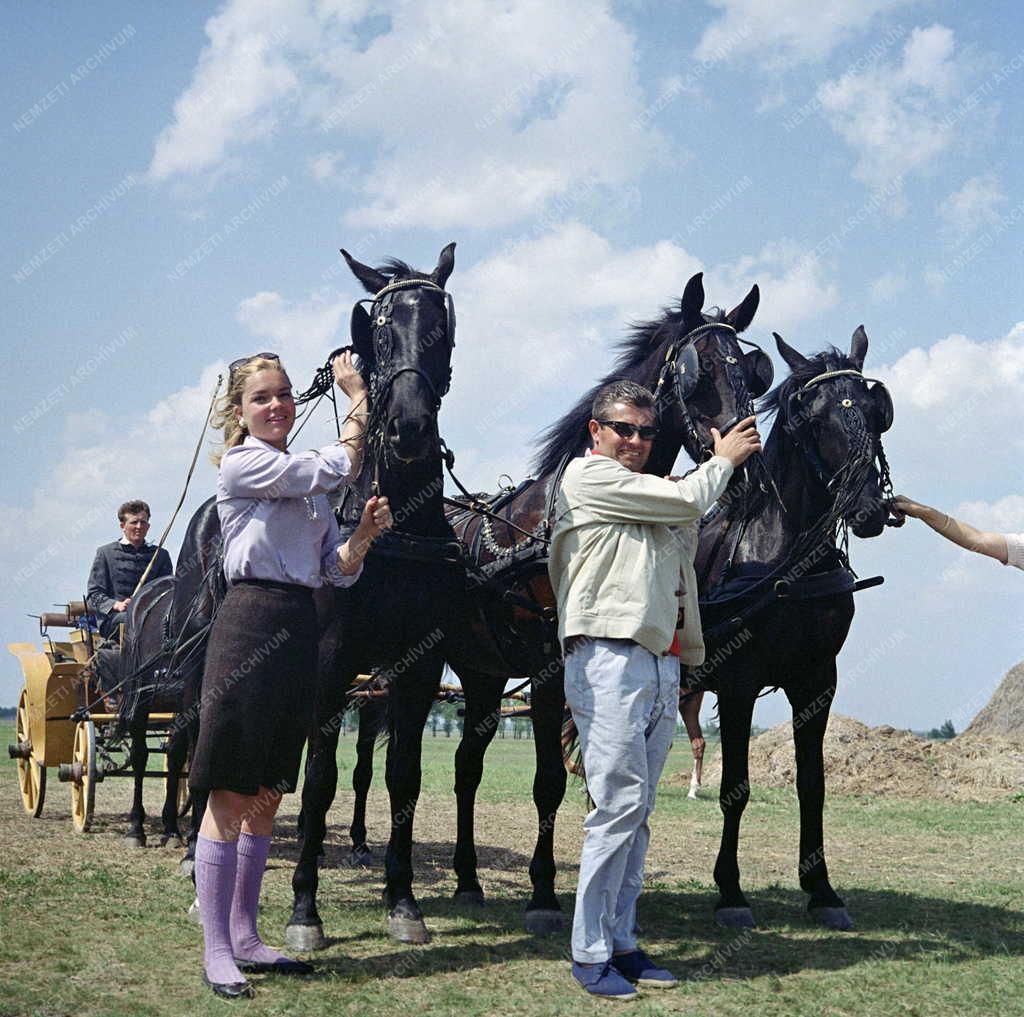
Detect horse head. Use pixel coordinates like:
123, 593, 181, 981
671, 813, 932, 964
642, 272, 772, 474
771, 326, 893, 539
343, 244, 456, 464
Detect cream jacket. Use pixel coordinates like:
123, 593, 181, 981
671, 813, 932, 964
548, 452, 733, 664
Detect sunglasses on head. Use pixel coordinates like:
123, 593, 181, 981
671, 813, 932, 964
597, 419, 659, 441
229, 352, 280, 374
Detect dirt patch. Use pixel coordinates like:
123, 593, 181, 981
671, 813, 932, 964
693, 713, 1024, 801
966, 659, 1024, 739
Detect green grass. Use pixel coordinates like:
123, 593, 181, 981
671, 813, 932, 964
1, 722, 1022, 1017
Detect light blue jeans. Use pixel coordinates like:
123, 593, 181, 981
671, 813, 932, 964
564, 637, 679, 964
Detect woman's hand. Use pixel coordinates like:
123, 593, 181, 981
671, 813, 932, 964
338, 496, 393, 575
357, 495, 393, 541
890, 494, 927, 520
333, 350, 367, 402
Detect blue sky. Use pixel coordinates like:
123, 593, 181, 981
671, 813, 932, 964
3, 0, 1022, 731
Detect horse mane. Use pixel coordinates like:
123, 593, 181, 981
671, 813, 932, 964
531, 309, 681, 477
377, 257, 432, 282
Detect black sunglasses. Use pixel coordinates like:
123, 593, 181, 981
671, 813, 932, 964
229, 352, 280, 374
597, 419, 659, 440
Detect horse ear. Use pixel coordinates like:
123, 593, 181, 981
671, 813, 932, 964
680, 272, 705, 323
774, 331, 810, 372
725, 284, 759, 333
850, 324, 869, 371
431, 242, 456, 288
341, 248, 388, 294
350, 304, 374, 363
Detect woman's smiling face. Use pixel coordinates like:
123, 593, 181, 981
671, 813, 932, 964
236, 368, 295, 450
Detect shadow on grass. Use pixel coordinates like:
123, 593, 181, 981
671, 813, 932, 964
292, 886, 1024, 985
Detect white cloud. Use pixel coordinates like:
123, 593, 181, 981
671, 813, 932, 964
148, 1, 305, 181
695, 0, 913, 66
235, 290, 348, 370
148, 0, 662, 230
870, 270, 907, 300
817, 25, 972, 200
308, 150, 349, 184
954, 494, 1024, 533
873, 322, 1024, 493
712, 240, 840, 332
938, 173, 1006, 243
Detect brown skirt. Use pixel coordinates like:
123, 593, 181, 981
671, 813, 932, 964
188, 579, 318, 796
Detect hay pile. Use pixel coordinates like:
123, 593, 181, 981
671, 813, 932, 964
965, 660, 1024, 739
697, 713, 1024, 801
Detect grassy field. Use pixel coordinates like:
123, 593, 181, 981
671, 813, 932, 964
1, 720, 1023, 1017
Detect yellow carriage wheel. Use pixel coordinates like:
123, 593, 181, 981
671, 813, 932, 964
15, 688, 45, 817
70, 720, 97, 834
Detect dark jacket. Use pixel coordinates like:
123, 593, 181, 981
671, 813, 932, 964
87, 541, 173, 625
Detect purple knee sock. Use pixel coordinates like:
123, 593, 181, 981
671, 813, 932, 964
230, 832, 294, 966
195, 835, 246, 985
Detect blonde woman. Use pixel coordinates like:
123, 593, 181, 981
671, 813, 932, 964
188, 352, 391, 999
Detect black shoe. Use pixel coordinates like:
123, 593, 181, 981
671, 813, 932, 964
234, 957, 314, 975
202, 971, 255, 999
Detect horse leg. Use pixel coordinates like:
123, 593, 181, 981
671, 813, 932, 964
785, 675, 853, 930
451, 671, 506, 906
125, 715, 148, 847
349, 700, 383, 865
713, 691, 757, 927
159, 723, 188, 847
285, 667, 353, 952
382, 662, 441, 944
525, 660, 567, 933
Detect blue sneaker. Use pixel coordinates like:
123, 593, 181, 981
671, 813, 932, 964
611, 950, 678, 988
572, 960, 639, 1000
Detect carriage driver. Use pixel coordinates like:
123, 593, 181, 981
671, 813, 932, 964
549, 379, 760, 999
187, 352, 392, 1000
86, 500, 173, 639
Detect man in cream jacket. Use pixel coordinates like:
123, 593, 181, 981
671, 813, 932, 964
549, 380, 760, 999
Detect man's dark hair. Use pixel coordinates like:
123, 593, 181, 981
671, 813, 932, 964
118, 500, 151, 522
591, 380, 656, 421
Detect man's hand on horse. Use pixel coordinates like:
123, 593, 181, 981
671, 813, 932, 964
711, 415, 761, 467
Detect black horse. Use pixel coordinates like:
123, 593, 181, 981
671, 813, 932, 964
115, 497, 225, 859
116, 574, 188, 847
285, 244, 464, 949
441, 273, 773, 933
695, 326, 896, 930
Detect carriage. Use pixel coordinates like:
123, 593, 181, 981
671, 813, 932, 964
7, 591, 188, 834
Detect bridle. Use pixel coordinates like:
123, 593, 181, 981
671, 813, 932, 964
352, 278, 456, 413
653, 320, 774, 461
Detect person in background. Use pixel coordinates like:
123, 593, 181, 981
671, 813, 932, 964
549, 379, 761, 1000
87, 500, 173, 639
891, 495, 1024, 571
187, 351, 391, 1000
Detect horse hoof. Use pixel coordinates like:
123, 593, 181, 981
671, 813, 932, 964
810, 906, 854, 931
387, 914, 432, 945
160, 835, 185, 849
524, 909, 563, 935
123, 835, 146, 849
453, 890, 486, 908
284, 923, 328, 952
179, 857, 195, 878
349, 847, 373, 868
714, 907, 755, 929
187, 898, 201, 923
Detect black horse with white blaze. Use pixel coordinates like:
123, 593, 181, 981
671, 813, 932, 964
695, 326, 897, 930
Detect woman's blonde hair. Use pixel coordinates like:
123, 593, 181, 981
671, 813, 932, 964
209, 356, 291, 465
